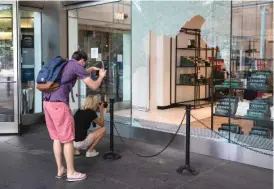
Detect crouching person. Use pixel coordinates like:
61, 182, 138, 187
74, 95, 106, 157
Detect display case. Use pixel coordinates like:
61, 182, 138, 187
211, 1, 273, 151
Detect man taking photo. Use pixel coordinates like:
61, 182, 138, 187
43, 51, 106, 182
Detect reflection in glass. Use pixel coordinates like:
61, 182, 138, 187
20, 11, 36, 114
0, 5, 14, 122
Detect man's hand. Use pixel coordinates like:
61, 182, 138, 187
99, 69, 107, 79
82, 69, 107, 90
86, 67, 100, 73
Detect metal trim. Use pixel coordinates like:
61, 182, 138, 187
130, 0, 133, 129
19, 5, 43, 12
0, 1, 19, 133
78, 24, 130, 33
175, 36, 177, 103
233, 1, 273, 9
148, 31, 151, 110
65, 0, 120, 10
170, 38, 172, 105
15, 1, 19, 133
66, 9, 69, 58
69, 16, 131, 26
0, 81, 16, 83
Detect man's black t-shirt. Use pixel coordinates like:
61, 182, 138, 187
74, 109, 98, 142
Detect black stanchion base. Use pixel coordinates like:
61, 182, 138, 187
102, 151, 122, 160
176, 165, 199, 176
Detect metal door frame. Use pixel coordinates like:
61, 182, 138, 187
0, 1, 19, 134
18, 6, 43, 126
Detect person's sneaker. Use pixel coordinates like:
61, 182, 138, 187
86, 150, 99, 157
74, 149, 80, 156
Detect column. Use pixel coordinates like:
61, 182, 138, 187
260, 6, 266, 59
156, 35, 170, 107
132, 32, 150, 111
123, 32, 131, 101
68, 10, 80, 113
34, 12, 42, 113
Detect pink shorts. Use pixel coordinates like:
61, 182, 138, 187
43, 101, 75, 143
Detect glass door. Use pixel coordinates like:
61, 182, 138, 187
20, 9, 42, 118
78, 28, 131, 109
68, 1, 132, 115
0, 2, 19, 133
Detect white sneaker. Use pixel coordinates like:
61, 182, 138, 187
74, 149, 80, 156
86, 150, 99, 157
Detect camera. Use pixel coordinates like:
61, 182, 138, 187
99, 101, 108, 108
90, 63, 108, 81
90, 66, 108, 81
94, 66, 108, 77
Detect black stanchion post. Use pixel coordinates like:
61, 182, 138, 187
177, 105, 199, 176
103, 98, 122, 160
109, 98, 114, 152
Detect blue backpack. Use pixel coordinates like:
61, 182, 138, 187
36, 56, 67, 92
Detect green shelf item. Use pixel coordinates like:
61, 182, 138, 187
249, 129, 270, 138
246, 110, 268, 120
215, 97, 239, 116
247, 83, 268, 91
249, 102, 270, 113
180, 56, 195, 67
251, 127, 270, 133
215, 104, 234, 116
179, 74, 196, 85
255, 97, 273, 106
215, 79, 243, 89
218, 123, 242, 134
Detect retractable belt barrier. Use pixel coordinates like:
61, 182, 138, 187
103, 99, 199, 176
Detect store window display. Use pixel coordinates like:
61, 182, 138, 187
213, 1, 273, 150
130, 1, 231, 127
130, 0, 273, 152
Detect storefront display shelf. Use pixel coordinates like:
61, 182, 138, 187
177, 99, 210, 107
176, 84, 209, 86
176, 65, 211, 68
214, 86, 273, 93
213, 113, 273, 122
177, 47, 212, 51
173, 27, 215, 109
